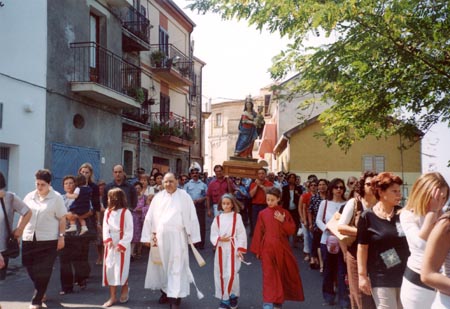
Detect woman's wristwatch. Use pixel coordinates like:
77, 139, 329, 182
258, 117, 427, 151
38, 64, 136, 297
58, 233, 65, 238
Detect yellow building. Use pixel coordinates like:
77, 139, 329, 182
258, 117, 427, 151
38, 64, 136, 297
274, 115, 422, 196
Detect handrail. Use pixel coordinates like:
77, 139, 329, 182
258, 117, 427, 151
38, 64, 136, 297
149, 44, 192, 79
112, 6, 151, 43
70, 41, 142, 98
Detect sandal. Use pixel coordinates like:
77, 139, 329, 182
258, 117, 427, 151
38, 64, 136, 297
102, 299, 117, 308
119, 287, 130, 303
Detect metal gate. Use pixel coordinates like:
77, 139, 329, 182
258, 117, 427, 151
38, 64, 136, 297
51, 143, 100, 194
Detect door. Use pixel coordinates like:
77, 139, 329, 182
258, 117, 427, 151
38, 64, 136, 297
51, 143, 100, 194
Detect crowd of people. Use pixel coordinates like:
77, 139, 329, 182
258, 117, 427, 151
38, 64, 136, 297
0, 164, 450, 309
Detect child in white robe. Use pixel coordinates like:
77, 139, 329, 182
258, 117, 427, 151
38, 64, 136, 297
102, 188, 133, 307
211, 193, 248, 309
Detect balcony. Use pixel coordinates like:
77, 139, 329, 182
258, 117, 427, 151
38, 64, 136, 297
70, 42, 142, 110
149, 44, 193, 87
149, 112, 196, 147
111, 6, 151, 51
105, 0, 131, 8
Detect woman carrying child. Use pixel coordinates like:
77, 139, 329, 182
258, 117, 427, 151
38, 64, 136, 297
102, 188, 133, 307
65, 174, 92, 235
250, 187, 304, 309
211, 193, 248, 309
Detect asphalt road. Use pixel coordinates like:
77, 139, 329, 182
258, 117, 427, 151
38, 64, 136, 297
0, 219, 341, 309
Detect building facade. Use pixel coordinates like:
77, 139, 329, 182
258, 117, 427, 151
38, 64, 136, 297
0, 0, 204, 195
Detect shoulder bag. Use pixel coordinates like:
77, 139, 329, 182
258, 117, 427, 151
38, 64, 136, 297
1, 196, 20, 258
326, 199, 357, 248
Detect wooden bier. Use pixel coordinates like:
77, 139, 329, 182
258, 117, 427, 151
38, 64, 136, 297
223, 157, 266, 179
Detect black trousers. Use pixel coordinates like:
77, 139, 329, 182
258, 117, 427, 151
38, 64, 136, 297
194, 201, 206, 248
22, 239, 58, 306
59, 236, 91, 291
0, 253, 9, 280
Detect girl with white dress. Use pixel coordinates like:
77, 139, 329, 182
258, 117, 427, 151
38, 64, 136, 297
102, 188, 133, 307
211, 193, 247, 309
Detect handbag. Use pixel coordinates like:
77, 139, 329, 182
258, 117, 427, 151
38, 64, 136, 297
1, 196, 20, 258
325, 199, 358, 247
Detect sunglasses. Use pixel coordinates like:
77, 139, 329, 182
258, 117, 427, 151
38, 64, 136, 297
334, 185, 345, 190
365, 182, 371, 186
310, 183, 318, 187
348, 182, 355, 185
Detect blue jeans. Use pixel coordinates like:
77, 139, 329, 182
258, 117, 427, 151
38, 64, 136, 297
320, 244, 350, 307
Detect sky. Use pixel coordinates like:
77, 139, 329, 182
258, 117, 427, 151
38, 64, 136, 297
174, 0, 450, 184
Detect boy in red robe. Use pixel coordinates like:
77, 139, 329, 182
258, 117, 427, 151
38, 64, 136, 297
250, 187, 305, 309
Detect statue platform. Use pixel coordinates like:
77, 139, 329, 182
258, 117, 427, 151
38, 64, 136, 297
223, 157, 265, 179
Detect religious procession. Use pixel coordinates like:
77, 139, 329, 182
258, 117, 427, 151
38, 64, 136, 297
1, 141, 450, 309
1, 0, 450, 308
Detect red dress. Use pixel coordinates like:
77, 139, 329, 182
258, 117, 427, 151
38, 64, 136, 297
250, 206, 305, 304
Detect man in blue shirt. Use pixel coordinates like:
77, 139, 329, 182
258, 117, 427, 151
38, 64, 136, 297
183, 164, 208, 249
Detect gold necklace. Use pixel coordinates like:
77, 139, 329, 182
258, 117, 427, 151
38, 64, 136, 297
377, 205, 395, 221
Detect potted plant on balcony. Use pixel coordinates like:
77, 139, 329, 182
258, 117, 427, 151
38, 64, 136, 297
150, 50, 166, 67
179, 66, 190, 77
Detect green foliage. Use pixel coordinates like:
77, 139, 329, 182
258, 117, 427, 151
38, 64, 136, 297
187, 0, 450, 151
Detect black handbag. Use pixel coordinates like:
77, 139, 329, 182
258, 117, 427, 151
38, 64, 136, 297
1, 197, 20, 258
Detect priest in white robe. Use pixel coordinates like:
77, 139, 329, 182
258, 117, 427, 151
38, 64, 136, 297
141, 173, 201, 309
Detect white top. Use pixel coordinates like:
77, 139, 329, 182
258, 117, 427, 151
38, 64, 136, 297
316, 200, 346, 244
22, 188, 67, 241
399, 209, 427, 273
338, 197, 371, 225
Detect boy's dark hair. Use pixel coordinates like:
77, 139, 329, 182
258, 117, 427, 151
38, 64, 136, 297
62, 175, 76, 186
266, 187, 281, 199
35, 169, 52, 184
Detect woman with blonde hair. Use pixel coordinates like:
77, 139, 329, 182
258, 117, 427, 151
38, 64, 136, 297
400, 172, 449, 308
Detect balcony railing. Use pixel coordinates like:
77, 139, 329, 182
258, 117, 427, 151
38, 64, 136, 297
150, 44, 192, 79
149, 112, 196, 145
70, 42, 141, 99
112, 6, 150, 46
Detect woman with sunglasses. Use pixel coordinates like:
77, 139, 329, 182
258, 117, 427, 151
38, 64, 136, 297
316, 178, 350, 308
357, 172, 409, 309
338, 172, 377, 309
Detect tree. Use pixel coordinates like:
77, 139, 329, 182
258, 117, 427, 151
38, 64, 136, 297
188, 0, 450, 151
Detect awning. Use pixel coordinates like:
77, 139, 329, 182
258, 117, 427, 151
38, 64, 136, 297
273, 135, 289, 157
258, 123, 277, 158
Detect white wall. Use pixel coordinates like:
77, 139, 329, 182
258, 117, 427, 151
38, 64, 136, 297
0, 0, 47, 197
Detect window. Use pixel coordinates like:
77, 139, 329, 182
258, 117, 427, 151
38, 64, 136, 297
264, 94, 271, 116
363, 155, 385, 173
160, 94, 170, 123
0, 147, 9, 184
123, 150, 134, 176
159, 27, 169, 56
215, 113, 222, 127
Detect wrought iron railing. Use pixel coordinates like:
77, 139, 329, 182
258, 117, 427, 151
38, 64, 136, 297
149, 44, 192, 79
149, 112, 196, 141
70, 42, 142, 98
112, 6, 150, 43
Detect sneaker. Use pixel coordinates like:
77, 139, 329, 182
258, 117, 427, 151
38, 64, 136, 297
230, 295, 238, 309
79, 226, 88, 235
219, 300, 231, 309
65, 225, 77, 233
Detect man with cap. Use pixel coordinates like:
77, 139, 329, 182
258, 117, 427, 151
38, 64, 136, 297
183, 162, 208, 249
